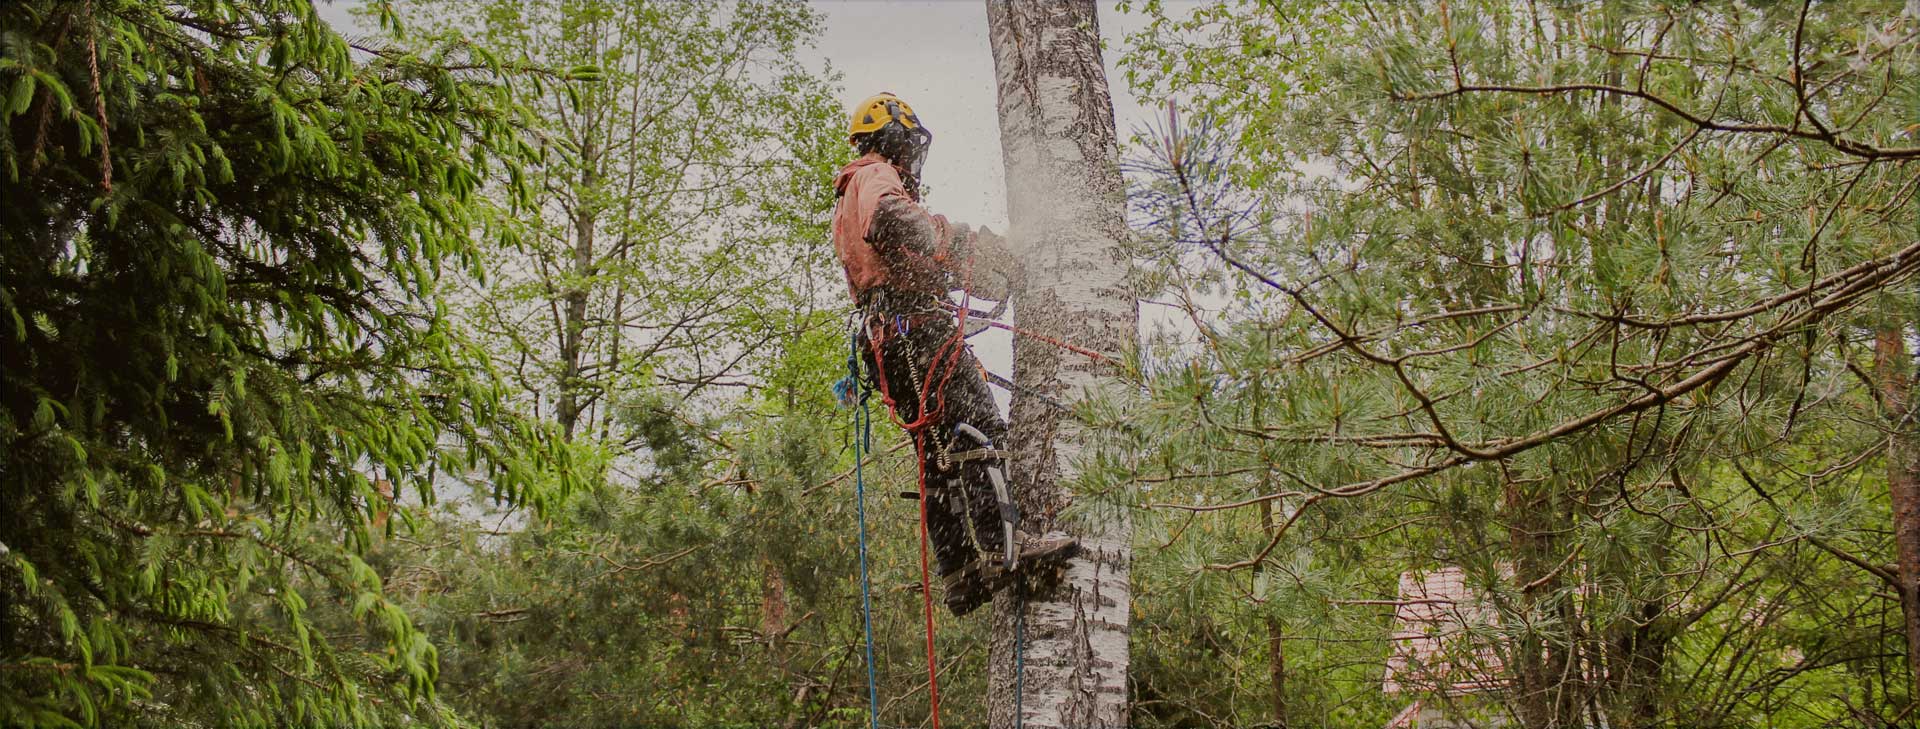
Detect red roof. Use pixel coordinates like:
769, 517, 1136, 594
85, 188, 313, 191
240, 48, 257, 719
1383, 700, 1425, 728
1381, 567, 1508, 695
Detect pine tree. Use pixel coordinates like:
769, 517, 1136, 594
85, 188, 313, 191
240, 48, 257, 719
1117, 0, 1920, 725
0, 2, 574, 725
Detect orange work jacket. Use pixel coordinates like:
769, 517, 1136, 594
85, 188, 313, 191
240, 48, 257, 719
831, 153, 950, 300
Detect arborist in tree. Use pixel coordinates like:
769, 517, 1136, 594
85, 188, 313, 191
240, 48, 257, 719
833, 92, 1078, 617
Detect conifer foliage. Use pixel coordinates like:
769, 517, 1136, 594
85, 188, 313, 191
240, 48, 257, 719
0, 1, 576, 725
1115, 1, 1920, 726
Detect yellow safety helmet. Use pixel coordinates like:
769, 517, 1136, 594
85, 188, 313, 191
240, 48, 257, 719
848, 92, 934, 190
848, 92, 923, 140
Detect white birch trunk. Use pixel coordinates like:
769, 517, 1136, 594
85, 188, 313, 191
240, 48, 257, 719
985, 2, 1134, 726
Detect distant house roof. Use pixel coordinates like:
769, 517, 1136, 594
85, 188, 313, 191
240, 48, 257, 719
1381, 567, 1508, 695
1383, 700, 1425, 729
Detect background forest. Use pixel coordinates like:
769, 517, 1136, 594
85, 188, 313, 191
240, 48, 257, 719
2, 1, 1918, 728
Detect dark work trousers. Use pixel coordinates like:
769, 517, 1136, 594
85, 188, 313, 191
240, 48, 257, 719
857, 289, 1010, 578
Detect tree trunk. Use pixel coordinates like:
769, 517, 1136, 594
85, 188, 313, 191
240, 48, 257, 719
558, 137, 596, 440
1504, 476, 1580, 728
1255, 355, 1287, 728
984, 2, 1135, 727
1260, 500, 1287, 729
1874, 326, 1920, 700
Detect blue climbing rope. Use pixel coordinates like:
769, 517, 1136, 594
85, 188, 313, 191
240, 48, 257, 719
849, 333, 881, 729
1015, 593, 1026, 729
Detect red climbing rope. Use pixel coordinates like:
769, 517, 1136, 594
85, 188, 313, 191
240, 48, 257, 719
864, 316, 968, 729
863, 333, 946, 729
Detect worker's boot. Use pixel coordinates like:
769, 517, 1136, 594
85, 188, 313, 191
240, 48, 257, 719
1005, 529, 1080, 596
942, 531, 1081, 617
943, 564, 993, 617
1011, 529, 1079, 568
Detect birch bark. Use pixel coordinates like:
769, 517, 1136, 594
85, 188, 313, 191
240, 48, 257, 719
984, 2, 1135, 726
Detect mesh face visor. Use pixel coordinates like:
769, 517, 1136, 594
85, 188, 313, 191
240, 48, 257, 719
876, 97, 932, 183
856, 123, 933, 191
901, 125, 932, 182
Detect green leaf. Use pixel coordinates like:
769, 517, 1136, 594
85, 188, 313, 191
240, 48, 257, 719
7, 74, 34, 116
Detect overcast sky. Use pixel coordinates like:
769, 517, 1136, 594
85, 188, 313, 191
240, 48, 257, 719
313, 0, 1192, 232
